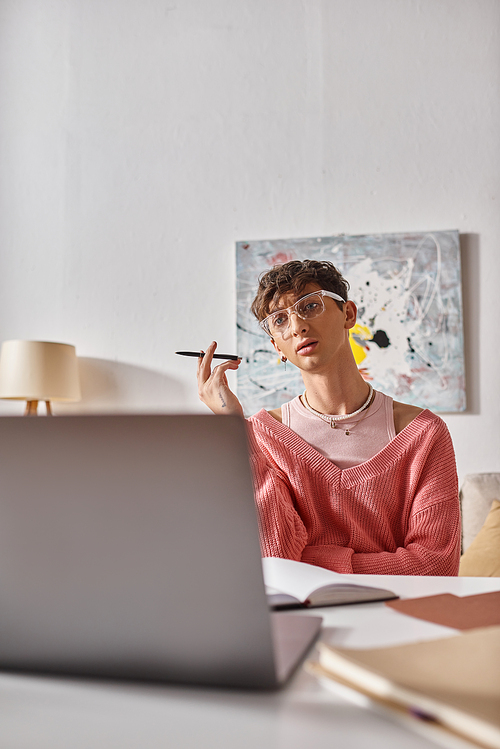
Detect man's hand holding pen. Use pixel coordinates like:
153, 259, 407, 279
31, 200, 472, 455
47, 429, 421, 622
195, 341, 244, 417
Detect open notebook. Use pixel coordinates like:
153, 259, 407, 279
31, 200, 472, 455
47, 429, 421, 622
0, 414, 321, 689
263, 557, 397, 608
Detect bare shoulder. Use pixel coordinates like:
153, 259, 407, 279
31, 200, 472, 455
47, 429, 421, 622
393, 400, 424, 435
267, 407, 283, 423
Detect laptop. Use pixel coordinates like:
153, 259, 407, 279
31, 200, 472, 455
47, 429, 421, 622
0, 414, 321, 689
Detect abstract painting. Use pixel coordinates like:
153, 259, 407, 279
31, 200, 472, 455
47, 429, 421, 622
236, 230, 465, 416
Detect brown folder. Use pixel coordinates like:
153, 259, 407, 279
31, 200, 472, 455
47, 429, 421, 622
385, 590, 500, 630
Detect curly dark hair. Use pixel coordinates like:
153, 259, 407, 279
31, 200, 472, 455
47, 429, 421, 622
250, 259, 349, 322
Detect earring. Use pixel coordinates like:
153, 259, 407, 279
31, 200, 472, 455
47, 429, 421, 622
281, 356, 287, 371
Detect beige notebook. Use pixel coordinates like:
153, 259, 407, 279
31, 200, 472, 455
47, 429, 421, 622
309, 625, 500, 749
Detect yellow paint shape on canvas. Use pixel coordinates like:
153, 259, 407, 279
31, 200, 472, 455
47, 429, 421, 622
349, 324, 372, 366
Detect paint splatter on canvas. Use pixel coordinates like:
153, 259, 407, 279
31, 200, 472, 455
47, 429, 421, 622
236, 231, 465, 415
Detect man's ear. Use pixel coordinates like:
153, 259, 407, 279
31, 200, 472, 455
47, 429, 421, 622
270, 338, 281, 356
344, 301, 358, 331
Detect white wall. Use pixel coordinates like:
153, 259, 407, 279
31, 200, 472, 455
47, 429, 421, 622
0, 0, 499, 484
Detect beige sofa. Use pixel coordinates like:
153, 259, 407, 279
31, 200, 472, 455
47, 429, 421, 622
460, 473, 500, 550
459, 473, 500, 576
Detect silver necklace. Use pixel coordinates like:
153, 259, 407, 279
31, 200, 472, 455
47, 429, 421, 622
301, 385, 374, 435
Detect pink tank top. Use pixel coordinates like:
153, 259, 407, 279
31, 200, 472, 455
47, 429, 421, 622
281, 390, 396, 469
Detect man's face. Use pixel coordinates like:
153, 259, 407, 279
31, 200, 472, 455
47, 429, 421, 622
268, 283, 355, 373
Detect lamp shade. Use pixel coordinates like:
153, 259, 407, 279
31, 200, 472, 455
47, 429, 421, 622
0, 340, 81, 402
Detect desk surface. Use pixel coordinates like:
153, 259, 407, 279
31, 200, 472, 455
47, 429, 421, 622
1, 575, 498, 749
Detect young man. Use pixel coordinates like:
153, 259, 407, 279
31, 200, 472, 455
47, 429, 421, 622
198, 260, 460, 576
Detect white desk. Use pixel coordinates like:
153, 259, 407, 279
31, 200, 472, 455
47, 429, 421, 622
1, 575, 498, 749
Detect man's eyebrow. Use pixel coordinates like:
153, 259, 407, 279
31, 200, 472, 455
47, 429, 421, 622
269, 291, 308, 313
268, 301, 289, 314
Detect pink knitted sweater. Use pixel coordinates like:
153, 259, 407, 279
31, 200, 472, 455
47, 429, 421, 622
247, 408, 461, 576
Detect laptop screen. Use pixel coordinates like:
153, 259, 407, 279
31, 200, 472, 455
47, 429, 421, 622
0, 414, 283, 687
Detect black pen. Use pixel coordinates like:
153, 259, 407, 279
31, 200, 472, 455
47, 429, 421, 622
175, 351, 241, 361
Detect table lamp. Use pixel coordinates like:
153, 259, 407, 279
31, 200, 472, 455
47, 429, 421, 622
0, 340, 81, 415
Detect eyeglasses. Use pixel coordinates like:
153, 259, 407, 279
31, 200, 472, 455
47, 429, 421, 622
259, 290, 346, 338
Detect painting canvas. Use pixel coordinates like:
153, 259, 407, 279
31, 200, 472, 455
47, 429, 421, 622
236, 230, 465, 416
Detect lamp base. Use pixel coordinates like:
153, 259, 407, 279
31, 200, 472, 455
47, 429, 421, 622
25, 400, 52, 416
